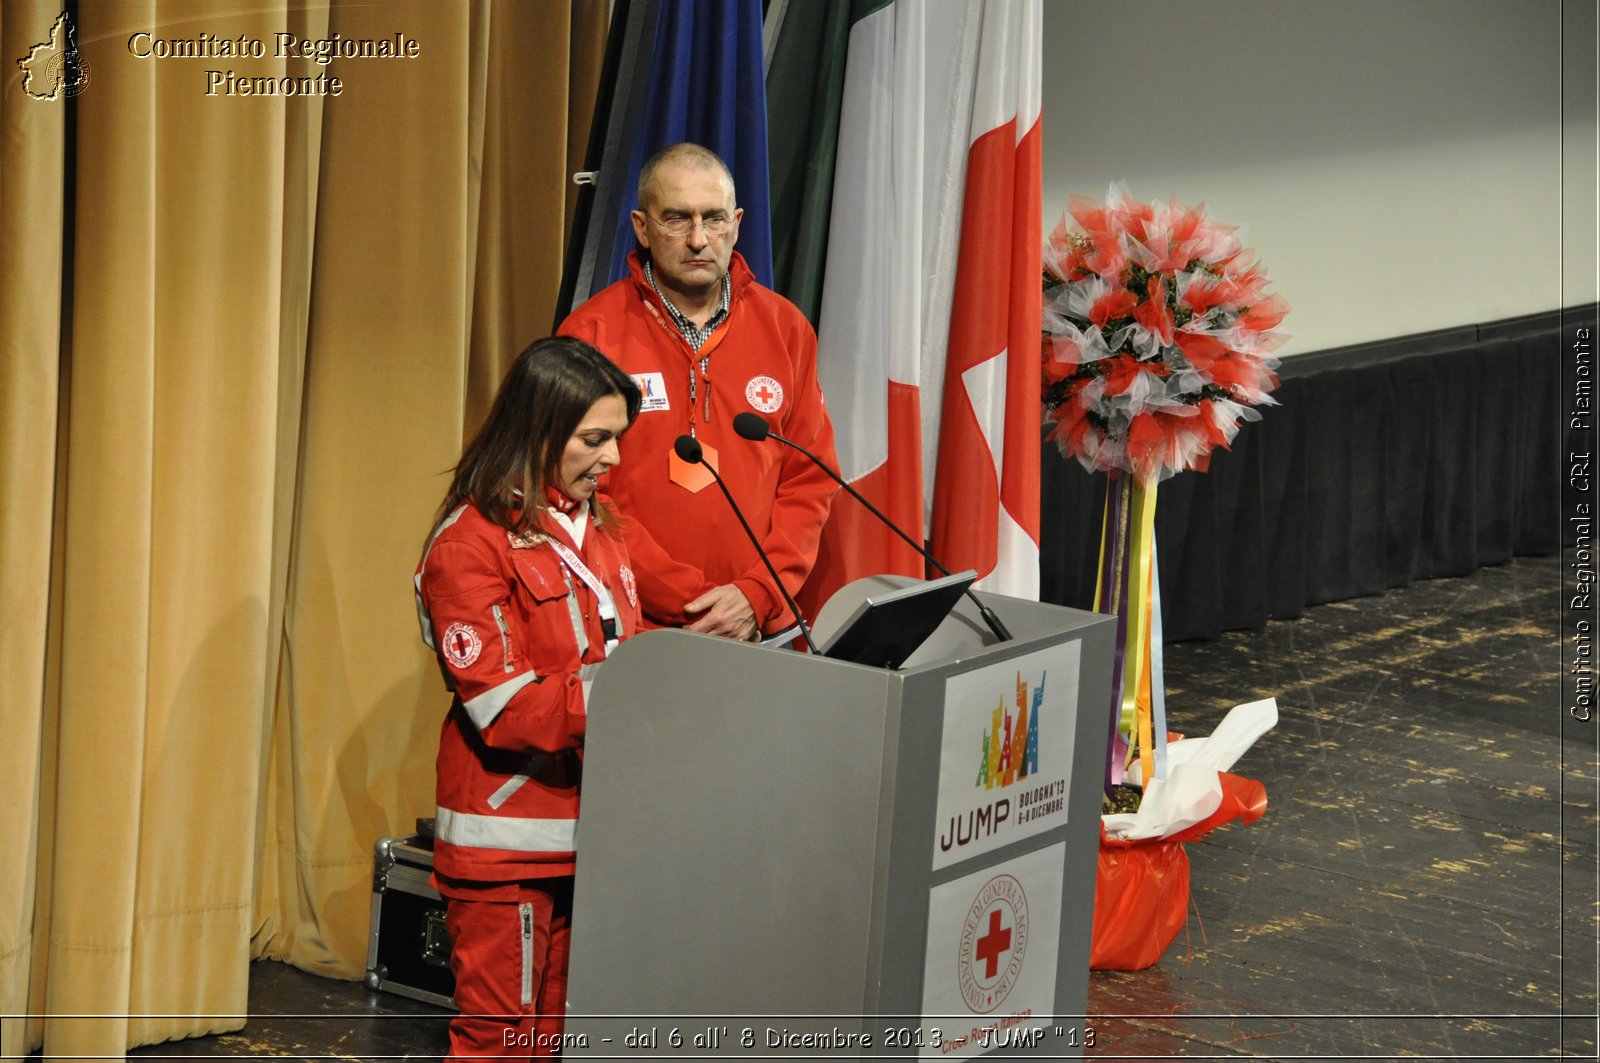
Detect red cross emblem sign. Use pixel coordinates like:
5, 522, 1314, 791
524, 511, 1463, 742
745, 375, 783, 413
975, 909, 1013, 979
442, 621, 482, 668
957, 873, 1028, 1014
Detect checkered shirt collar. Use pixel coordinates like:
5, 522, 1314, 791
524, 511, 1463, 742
643, 259, 731, 352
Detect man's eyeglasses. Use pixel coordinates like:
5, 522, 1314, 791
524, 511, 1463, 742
649, 213, 734, 237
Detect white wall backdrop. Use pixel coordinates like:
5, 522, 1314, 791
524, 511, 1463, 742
1040, 0, 1596, 355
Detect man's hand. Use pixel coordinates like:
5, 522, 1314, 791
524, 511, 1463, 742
684, 584, 758, 641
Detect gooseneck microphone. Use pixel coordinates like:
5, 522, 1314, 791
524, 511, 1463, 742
732, 412, 1013, 643
672, 435, 814, 651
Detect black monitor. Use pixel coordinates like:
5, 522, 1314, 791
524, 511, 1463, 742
817, 570, 979, 669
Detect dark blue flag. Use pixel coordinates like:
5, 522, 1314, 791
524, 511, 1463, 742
605, 0, 774, 288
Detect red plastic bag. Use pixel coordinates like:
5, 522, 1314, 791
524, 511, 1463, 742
1090, 834, 1190, 970
1089, 772, 1268, 971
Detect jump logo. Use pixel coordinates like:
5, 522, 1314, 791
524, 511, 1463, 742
976, 671, 1044, 790
939, 667, 1064, 859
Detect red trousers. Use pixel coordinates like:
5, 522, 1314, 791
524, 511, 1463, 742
444, 878, 573, 1060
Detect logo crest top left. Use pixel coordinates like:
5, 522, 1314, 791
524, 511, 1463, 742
18, 12, 91, 100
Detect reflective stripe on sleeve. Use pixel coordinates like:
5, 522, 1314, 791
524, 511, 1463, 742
415, 504, 471, 649
462, 670, 540, 730
435, 806, 576, 853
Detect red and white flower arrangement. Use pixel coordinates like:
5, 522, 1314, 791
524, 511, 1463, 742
1041, 184, 1290, 483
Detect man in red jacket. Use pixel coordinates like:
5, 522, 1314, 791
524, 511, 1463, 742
560, 143, 837, 641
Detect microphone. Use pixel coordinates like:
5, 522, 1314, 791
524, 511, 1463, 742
672, 434, 814, 651
732, 412, 1013, 643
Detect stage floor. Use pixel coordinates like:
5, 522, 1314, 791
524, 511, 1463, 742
119, 552, 1594, 1061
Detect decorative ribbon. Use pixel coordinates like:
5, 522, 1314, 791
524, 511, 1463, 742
1149, 546, 1169, 782
1124, 480, 1158, 790
1094, 473, 1131, 791
1094, 472, 1169, 794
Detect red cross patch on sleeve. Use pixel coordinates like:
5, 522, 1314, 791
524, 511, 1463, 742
442, 621, 483, 668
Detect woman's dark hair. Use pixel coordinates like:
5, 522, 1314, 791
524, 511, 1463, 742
437, 336, 641, 536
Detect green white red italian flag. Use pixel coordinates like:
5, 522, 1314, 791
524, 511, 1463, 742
786, 0, 1042, 610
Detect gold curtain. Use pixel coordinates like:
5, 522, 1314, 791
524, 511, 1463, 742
0, 1, 607, 1057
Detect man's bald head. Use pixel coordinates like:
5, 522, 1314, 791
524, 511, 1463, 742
637, 143, 737, 213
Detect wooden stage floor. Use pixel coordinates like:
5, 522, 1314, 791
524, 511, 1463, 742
117, 553, 1595, 1061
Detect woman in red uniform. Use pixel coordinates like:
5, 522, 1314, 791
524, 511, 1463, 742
414, 336, 642, 1058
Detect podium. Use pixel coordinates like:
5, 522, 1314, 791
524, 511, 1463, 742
565, 579, 1114, 1059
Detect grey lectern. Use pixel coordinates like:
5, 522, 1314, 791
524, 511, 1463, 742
566, 579, 1113, 1060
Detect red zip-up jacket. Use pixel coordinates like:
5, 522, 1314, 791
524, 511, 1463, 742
414, 500, 639, 882
559, 251, 838, 634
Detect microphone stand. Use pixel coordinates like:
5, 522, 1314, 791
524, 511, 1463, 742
673, 435, 815, 652
734, 414, 1013, 643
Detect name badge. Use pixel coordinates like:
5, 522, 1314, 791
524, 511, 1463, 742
632, 372, 670, 412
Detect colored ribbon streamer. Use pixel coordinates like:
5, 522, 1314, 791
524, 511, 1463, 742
1094, 472, 1171, 793
1094, 473, 1132, 791
1149, 545, 1169, 782
1123, 481, 1158, 790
